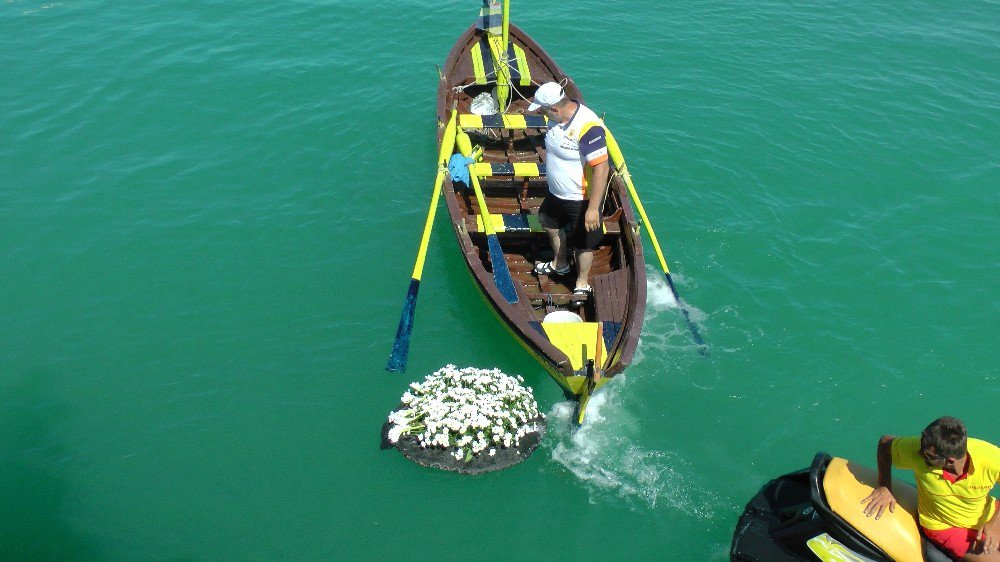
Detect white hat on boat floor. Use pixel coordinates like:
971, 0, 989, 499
527, 82, 565, 111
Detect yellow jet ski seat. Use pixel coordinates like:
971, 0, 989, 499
820, 456, 952, 562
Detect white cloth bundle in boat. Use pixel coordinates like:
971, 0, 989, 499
471, 91, 499, 116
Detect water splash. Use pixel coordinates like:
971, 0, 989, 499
647, 270, 680, 310
639, 265, 713, 363
646, 266, 709, 323
544, 379, 721, 519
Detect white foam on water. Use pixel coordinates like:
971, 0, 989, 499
544, 379, 720, 518
639, 265, 712, 361
646, 266, 709, 323
647, 270, 680, 310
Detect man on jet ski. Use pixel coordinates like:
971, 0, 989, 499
861, 416, 1000, 561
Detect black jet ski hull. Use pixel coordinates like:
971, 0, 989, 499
731, 452, 953, 562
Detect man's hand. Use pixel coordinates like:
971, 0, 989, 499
978, 512, 1000, 554
861, 486, 897, 519
584, 208, 601, 232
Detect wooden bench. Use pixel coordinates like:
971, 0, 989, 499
472, 161, 545, 177
592, 268, 630, 323
459, 113, 549, 130
465, 213, 622, 235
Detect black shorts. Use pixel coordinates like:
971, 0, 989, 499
538, 195, 605, 251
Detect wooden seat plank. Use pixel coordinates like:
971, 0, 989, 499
592, 268, 629, 323
460, 113, 549, 130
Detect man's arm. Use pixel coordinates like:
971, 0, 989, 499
584, 160, 609, 231
979, 506, 1000, 555
862, 435, 898, 519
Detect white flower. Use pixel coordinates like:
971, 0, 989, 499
387, 365, 542, 461
387, 425, 406, 444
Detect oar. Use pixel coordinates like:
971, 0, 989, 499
605, 128, 708, 356
385, 109, 460, 372
457, 130, 519, 304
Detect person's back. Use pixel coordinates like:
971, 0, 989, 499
543, 101, 605, 201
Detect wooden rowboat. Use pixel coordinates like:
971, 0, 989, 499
436, 19, 647, 422
388, 2, 705, 424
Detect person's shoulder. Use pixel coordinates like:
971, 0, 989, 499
890, 436, 921, 467
572, 103, 601, 123
968, 438, 1000, 482
968, 438, 1000, 462
968, 437, 999, 451
892, 435, 919, 449
576, 108, 606, 141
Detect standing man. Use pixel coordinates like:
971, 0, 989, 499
527, 81, 609, 306
862, 416, 1000, 561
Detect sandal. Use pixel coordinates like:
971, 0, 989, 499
534, 261, 571, 276
570, 285, 592, 307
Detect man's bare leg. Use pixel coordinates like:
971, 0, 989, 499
543, 227, 568, 270
575, 249, 593, 289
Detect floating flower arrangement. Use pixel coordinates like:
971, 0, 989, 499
384, 365, 545, 474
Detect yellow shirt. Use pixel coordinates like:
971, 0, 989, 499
892, 436, 1000, 530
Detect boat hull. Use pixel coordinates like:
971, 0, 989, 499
437, 22, 647, 396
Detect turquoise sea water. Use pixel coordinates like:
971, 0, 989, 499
2, 1, 997, 559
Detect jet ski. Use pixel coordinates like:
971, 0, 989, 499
731, 452, 953, 562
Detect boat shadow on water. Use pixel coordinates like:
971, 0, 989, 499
0, 371, 104, 559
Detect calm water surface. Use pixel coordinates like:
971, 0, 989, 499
2, 1, 997, 559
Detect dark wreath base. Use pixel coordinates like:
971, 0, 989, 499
380, 416, 546, 475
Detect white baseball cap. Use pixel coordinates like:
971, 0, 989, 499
527, 82, 565, 111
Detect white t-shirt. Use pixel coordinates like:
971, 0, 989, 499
544, 102, 608, 201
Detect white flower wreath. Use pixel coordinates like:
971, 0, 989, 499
387, 365, 544, 463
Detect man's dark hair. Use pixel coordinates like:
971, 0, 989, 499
921, 416, 967, 458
